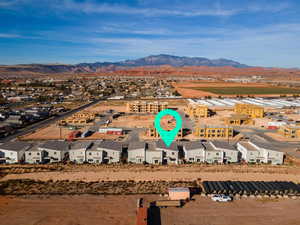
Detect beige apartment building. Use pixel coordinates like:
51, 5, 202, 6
185, 104, 211, 119
193, 125, 234, 138
234, 104, 264, 118
58, 111, 95, 126
278, 125, 300, 138
126, 101, 168, 113
147, 127, 183, 138
224, 114, 254, 126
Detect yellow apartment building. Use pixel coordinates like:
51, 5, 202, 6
126, 101, 168, 113
185, 104, 211, 119
224, 114, 254, 126
147, 127, 183, 138
234, 104, 264, 118
278, 125, 300, 138
193, 126, 234, 138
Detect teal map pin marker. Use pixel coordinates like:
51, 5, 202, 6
154, 109, 182, 147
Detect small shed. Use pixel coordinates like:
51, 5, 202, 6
168, 187, 190, 200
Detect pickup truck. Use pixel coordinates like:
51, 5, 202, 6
211, 194, 232, 202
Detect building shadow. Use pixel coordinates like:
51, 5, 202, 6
148, 206, 161, 225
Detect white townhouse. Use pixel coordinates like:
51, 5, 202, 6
155, 140, 179, 164
69, 141, 93, 163
246, 140, 284, 165
97, 140, 123, 164
0, 142, 32, 164
237, 141, 263, 163
145, 149, 163, 164
25, 145, 47, 164
86, 143, 103, 164
183, 141, 205, 163
209, 140, 239, 163
202, 141, 223, 164
127, 141, 146, 164
38, 141, 69, 163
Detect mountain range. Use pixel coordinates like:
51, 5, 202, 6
0, 54, 250, 75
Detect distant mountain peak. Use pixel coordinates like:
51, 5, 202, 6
0, 54, 250, 75
113, 54, 249, 68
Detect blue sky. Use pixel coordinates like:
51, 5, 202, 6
0, 0, 300, 67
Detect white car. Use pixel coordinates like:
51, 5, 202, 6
211, 194, 232, 202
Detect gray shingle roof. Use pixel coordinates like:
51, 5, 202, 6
238, 141, 259, 152
128, 141, 145, 151
203, 142, 220, 152
98, 140, 123, 151
184, 141, 204, 151
71, 141, 93, 150
0, 142, 32, 152
156, 140, 178, 151
39, 141, 69, 151
249, 139, 279, 151
210, 140, 237, 151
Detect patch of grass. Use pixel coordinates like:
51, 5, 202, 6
188, 87, 300, 95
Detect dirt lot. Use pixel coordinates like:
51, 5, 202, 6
20, 124, 87, 140
0, 195, 300, 225
3, 171, 300, 183
2, 164, 300, 183
172, 81, 299, 98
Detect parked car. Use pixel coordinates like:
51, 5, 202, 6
211, 194, 232, 202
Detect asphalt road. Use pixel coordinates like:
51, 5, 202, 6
0, 99, 103, 142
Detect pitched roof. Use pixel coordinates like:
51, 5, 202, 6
238, 141, 259, 152
0, 142, 32, 152
184, 141, 204, 151
39, 141, 69, 151
71, 141, 93, 150
249, 139, 279, 151
210, 140, 237, 151
128, 141, 145, 151
203, 142, 221, 152
156, 140, 178, 151
98, 140, 123, 151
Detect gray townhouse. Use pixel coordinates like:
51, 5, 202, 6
97, 140, 123, 164
155, 140, 179, 164
86, 142, 103, 164
38, 141, 69, 163
145, 142, 163, 165
203, 141, 223, 164
25, 145, 47, 164
209, 140, 239, 163
69, 141, 93, 163
240, 140, 284, 165
237, 141, 263, 163
183, 141, 205, 163
0, 142, 32, 164
127, 141, 146, 164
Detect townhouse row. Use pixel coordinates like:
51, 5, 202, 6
0, 139, 284, 165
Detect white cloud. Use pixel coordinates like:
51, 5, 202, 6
0, 33, 21, 38
85, 23, 300, 67
58, 0, 291, 17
